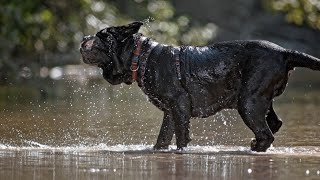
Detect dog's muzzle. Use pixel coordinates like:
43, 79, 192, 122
80, 35, 102, 65
80, 35, 95, 51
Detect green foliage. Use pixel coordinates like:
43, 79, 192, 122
1, 0, 93, 55
264, 0, 320, 30
0, 0, 119, 82
1, 0, 215, 57
122, 0, 217, 46
3, 0, 317, 84
0, 0, 216, 83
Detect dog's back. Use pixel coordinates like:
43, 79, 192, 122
179, 40, 289, 117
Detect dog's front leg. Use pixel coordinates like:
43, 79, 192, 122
170, 93, 192, 150
154, 111, 174, 150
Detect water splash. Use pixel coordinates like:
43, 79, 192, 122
24, 140, 50, 148
1, 143, 320, 157
142, 17, 155, 26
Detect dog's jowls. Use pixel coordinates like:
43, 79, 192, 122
80, 22, 320, 152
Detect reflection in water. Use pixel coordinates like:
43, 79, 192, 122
1, 69, 320, 179
1, 148, 320, 180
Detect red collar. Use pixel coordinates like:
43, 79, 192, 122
131, 36, 147, 81
131, 36, 163, 84
131, 37, 181, 85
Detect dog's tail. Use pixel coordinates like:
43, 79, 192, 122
286, 50, 320, 71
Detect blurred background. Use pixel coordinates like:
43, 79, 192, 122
0, 0, 320, 147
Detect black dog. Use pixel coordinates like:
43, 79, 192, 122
80, 22, 320, 152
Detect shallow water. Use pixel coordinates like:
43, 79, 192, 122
1, 145, 320, 180
1, 69, 320, 179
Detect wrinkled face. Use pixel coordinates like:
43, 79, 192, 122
80, 32, 114, 68
80, 22, 143, 85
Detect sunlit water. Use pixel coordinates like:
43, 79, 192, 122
1, 68, 320, 179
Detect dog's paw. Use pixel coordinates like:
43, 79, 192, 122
153, 144, 169, 150
250, 138, 260, 151
176, 146, 184, 151
250, 138, 272, 152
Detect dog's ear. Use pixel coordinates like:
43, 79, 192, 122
107, 21, 143, 40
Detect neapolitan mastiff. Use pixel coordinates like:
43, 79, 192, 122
80, 22, 320, 152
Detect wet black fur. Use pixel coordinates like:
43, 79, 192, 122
80, 22, 320, 152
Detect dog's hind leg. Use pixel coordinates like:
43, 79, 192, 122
238, 96, 274, 152
266, 103, 282, 134
237, 57, 288, 151
154, 111, 174, 150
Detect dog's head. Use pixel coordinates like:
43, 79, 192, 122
80, 21, 143, 85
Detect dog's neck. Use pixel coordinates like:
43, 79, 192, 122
131, 36, 147, 81
131, 35, 159, 84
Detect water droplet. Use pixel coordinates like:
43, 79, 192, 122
306, 170, 310, 175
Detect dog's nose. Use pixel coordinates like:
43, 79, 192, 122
82, 35, 93, 42
82, 36, 87, 41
